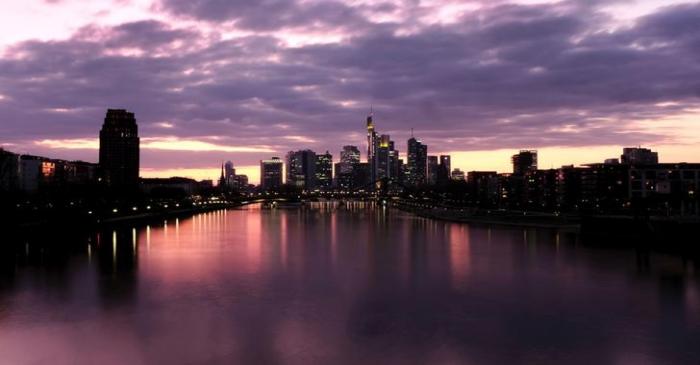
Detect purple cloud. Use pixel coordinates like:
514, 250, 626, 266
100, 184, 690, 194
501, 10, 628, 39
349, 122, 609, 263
0, 0, 699, 176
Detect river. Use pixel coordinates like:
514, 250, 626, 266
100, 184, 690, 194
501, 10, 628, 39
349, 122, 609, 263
1, 202, 699, 364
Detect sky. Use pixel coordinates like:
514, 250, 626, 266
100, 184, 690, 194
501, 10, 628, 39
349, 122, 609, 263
0, 0, 699, 184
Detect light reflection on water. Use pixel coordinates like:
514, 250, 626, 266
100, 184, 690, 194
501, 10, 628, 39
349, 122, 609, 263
0, 202, 699, 364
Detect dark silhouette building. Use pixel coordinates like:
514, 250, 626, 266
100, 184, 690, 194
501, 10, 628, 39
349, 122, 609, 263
223, 160, 236, 188
376, 134, 400, 181
427, 156, 439, 185
512, 150, 537, 175
406, 136, 427, 186
260, 157, 283, 190
451, 168, 465, 181
467, 171, 499, 207
438, 155, 451, 185
336, 145, 361, 189
556, 165, 584, 212
354, 162, 372, 189
621, 147, 659, 165
99, 109, 139, 189
0, 148, 19, 193
286, 150, 317, 190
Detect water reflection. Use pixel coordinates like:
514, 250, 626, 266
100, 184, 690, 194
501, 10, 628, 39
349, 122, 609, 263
0, 203, 699, 364
96, 228, 138, 308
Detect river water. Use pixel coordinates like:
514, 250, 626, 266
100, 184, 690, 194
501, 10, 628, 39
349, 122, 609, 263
1, 202, 699, 364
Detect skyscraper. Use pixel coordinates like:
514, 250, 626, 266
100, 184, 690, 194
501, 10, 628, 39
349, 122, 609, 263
337, 145, 361, 189
99, 109, 139, 188
315, 151, 333, 190
340, 145, 360, 165
286, 150, 317, 190
438, 155, 451, 185
389, 149, 400, 179
427, 156, 439, 185
366, 111, 379, 183
512, 150, 538, 175
376, 134, 400, 181
260, 157, 283, 190
224, 161, 235, 179
406, 136, 427, 186
354, 162, 371, 189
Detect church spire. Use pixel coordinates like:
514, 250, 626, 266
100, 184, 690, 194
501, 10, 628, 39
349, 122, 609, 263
219, 162, 226, 189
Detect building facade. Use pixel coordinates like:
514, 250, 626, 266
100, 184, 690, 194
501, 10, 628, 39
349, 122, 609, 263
366, 113, 379, 183
260, 157, 283, 190
99, 109, 140, 188
315, 151, 333, 190
406, 137, 427, 186
450, 167, 465, 181
621, 147, 658, 165
286, 150, 317, 190
512, 150, 537, 175
438, 155, 451, 185
427, 156, 438, 185
336, 145, 361, 189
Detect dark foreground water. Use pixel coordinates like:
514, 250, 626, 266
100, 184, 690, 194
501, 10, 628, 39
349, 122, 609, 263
1, 202, 699, 364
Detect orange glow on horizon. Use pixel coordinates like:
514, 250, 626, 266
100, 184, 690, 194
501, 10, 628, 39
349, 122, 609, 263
445, 143, 700, 174
141, 165, 261, 184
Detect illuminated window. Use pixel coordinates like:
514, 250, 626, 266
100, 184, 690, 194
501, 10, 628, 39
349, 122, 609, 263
41, 161, 56, 177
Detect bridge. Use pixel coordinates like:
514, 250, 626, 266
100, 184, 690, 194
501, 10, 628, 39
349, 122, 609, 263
228, 177, 415, 203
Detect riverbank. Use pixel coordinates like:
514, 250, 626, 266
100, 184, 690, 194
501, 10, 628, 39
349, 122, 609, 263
392, 199, 700, 253
7, 201, 242, 235
391, 201, 581, 230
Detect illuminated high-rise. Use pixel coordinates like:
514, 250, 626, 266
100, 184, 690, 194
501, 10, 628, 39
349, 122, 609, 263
286, 150, 317, 189
366, 111, 379, 183
315, 151, 333, 189
376, 134, 400, 180
406, 136, 427, 186
260, 157, 283, 190
337, 146, 360, 189
340, 145, 360, 165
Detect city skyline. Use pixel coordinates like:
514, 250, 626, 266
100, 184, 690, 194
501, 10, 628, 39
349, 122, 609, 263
2, 1, 700, 184
4, 107, 690, 187
3, 106, 698, 185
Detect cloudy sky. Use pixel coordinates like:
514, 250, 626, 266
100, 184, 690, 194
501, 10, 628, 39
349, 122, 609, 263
1, 0, 699, 183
